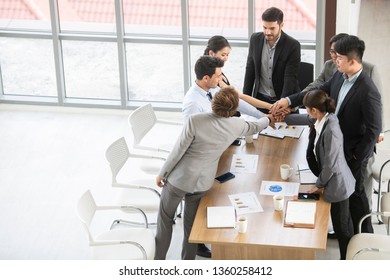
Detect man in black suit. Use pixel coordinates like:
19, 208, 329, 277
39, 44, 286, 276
243, 7, 301, 111
272, 35, 382, 234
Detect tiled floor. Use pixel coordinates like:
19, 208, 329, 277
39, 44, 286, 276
0, 104, 386, 260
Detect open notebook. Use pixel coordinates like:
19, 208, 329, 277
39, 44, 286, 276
207, 206, 236, 228
284, 200, 317, 228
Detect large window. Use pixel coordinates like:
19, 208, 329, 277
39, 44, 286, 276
188, 0, 249, 39
62, 40, 120, 100
0, 0, 317, 109
0, 37, 56, 97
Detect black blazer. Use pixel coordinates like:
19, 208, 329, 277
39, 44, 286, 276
290, 70, 382, 162
243, 30, 301, 99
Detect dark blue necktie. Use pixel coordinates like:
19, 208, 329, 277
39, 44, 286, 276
207, 92, 212, 101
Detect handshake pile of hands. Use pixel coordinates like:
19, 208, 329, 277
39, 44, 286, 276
264, 98, 292, 129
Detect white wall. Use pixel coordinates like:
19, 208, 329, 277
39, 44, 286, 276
358, 0, 390, 130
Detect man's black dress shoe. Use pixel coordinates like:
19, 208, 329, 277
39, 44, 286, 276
196, 243, 211, 258
327, 231, 337, 239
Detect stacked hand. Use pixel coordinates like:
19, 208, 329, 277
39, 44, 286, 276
269, 98, 291, 123
266, 114, 276, 129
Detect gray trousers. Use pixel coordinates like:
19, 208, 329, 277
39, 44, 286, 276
154, 181, 206, 260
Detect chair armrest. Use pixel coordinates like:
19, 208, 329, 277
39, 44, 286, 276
359, 211, 390, 233
157, 119, 183, 126
134, 144, 170, 154
90, 240, 148, 260
96, 204, 149, 227
112, 183, 161, 198
129, 151, 167, 161
352, 247, 390, 260
96, 205, 148, 228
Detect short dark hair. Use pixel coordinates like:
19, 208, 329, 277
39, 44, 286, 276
329, 33, 348, 46
212, 86, 239, 118
194, 55, 224, 80
262, 7, 284, 24
334, 35, 365, 63
204, 35, 231, 55
303, 89, 335, 114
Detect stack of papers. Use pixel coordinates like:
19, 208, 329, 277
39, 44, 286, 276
260, 122, 305, 139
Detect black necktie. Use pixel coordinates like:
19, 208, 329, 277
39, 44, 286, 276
206, 92, 212, 101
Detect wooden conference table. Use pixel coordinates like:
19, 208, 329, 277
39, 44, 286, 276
188, 128, 331, 260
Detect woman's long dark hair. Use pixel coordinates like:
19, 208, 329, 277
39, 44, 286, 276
203, 35, 231, 55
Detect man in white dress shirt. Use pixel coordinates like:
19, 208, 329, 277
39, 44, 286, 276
182, 55, 264, 122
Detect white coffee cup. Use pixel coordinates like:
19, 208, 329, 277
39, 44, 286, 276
236, 216, 248, 233
280, 164, 294, 180
245, 134, 253, 144
273, 195, 284, 211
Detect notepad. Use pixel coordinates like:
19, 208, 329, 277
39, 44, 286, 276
284, 200, 317, 228
207, 206, 236, 228
298, 163, 317, 184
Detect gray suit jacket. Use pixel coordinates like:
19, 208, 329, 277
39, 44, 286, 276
313, 114, 355, 203
158, 113, 269, 193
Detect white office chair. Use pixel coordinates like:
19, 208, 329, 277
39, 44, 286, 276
346, 192, 390, 260
373, 129, 390, 221
105, 137, 163, 226
76, 190, 155, 260
128, 103, 183, 155
105, 137, 184, 221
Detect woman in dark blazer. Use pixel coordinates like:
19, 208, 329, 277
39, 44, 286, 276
304, 89, 355, 260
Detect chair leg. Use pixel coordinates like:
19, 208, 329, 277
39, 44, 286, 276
376, 172, 384, 224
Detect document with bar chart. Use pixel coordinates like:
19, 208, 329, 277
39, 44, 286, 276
230, 154, 258, 173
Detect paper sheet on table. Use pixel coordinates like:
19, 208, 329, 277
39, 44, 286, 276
259, 180, 300, 197
207, 206, 236, 228
260, 122, 305, 139
230, 154, 258, 173
228, 192, 263, 215
297, 163, 318, 184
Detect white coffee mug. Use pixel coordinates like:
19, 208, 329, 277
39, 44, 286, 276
273, 195, 284, 211
236, 216, 248, 233
245, 134, 253, 144
280, 164, 294, 180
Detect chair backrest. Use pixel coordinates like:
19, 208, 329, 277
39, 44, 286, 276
128, 104, 157, 146
76, 190, 96, 243
298, 62, 314, 91
105, 137, 130, 183
347, 233, 390, 259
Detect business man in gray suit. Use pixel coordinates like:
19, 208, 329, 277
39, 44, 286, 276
154, 86, 273, 260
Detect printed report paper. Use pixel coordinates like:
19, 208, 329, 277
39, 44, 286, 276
260, 180, 300, 197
